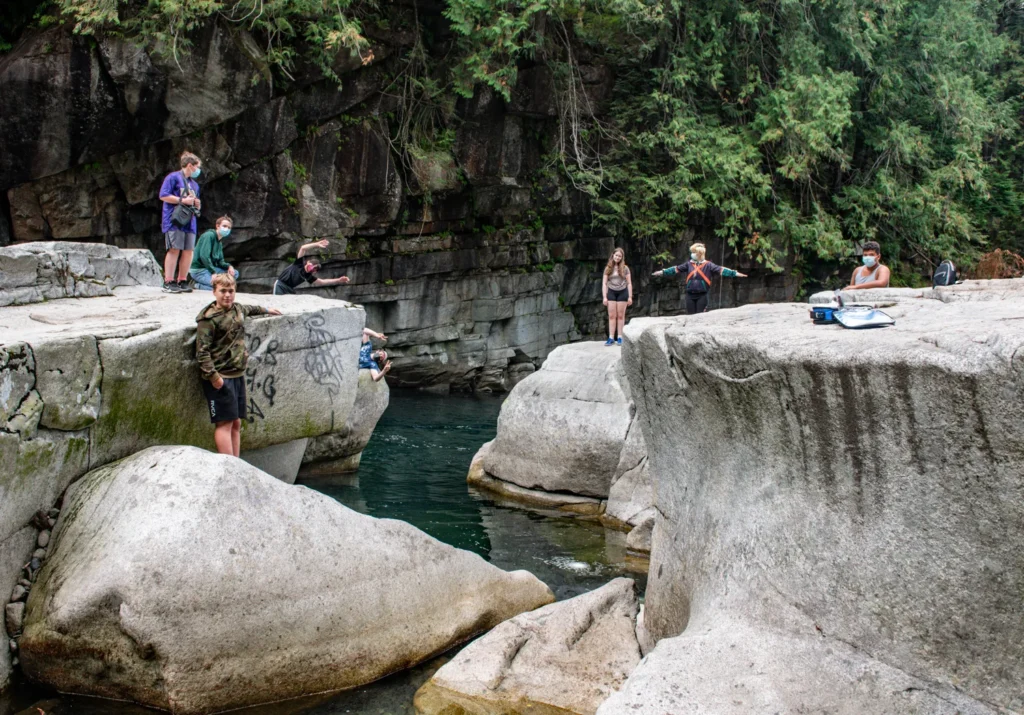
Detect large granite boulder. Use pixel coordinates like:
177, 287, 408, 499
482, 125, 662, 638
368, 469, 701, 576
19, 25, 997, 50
0, 242, 161, 306
475, 342, 633, 498
300, 368, 390, 477
19, 446, 554, 714
610, 290, 1024, 713
469, 342, 655, 538
0, 259, 365, 687
415, 578, 641, 715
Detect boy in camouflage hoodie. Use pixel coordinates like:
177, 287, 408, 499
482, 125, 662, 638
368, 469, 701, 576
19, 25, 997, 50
195, 273, 281, 456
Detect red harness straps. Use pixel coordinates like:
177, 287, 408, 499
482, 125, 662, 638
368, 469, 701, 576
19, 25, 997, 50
687, 262, 712, 287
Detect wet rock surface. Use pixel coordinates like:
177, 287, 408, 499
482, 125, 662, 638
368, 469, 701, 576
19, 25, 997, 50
19, 446, 555, 714
614, 288, 1024, 713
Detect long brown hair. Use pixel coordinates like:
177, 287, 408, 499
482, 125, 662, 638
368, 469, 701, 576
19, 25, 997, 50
604, 247, 629, 277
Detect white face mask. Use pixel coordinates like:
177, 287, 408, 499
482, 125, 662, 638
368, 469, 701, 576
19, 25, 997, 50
690, 253, 698, 261
863, 256, 877, 267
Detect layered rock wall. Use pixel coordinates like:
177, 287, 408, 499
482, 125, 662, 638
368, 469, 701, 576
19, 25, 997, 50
608, 291, 1024, 712
0, 20, 797, 390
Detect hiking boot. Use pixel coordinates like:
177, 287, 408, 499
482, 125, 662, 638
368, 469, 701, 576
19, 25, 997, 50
162, 281, 181, 293
177, 280, 193, 293
604, 338, 615, 346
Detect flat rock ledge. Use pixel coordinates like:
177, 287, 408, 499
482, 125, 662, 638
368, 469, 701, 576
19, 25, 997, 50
0, 242, 161, 307
19, 446, 555, 714
616, 285, 1024, 713
415, 578, 641, 715
468, 342, 655, 539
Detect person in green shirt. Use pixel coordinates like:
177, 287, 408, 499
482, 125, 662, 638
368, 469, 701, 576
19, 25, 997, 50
190, 215, 238, 291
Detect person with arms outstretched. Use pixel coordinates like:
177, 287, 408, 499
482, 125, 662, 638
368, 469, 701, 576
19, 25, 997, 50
195, 273, 282, 456
359, 327, 392, 382
652, 242, 747, 315
273, 239, 350, 295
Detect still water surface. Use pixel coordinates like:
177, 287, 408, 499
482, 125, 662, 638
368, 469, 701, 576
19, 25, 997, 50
2, 392, 644, 715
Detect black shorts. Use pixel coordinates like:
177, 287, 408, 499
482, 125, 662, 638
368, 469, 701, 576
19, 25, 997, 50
201, 376, 247, 423
607, 288, 629, 302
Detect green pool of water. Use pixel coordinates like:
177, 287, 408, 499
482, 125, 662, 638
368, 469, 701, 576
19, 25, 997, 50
2, 391, 644, 715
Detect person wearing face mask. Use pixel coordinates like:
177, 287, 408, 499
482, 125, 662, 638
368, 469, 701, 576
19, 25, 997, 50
159, 151, 203, 293
190, 216, 239, 291
652, 242, 747, 315
272, 239, 350, 295
846, 241, 890, 290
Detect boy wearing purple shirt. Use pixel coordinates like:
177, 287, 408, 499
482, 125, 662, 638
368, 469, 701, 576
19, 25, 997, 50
158, 151, 203, 293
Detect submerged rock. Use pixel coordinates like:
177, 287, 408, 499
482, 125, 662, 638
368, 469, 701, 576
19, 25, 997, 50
415, 578, 641, 715
613, 290, 1024, 713
19, 446, 554, 714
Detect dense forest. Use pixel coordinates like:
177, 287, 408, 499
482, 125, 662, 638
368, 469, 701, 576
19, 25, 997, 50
3, 0, 1024, 285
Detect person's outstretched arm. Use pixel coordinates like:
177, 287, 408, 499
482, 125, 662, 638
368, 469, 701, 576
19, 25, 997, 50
312, 276, 350, 287
363, 328, 387, 342
653, 262, 687, 277
371, 361, 392, 382
297, 239, 330, 258
241, 305, 283, 317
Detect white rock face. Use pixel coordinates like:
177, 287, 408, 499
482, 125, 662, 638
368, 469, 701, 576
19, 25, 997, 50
481, 342, 633, 498
300, 369, 390, 476
0, 242, 160, 307
20, 446, 555, 714
0, 272, 365, 676
415, 578, 641, 715
614, 290, 1024, 713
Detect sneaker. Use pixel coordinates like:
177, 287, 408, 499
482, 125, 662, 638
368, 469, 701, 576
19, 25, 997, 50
616, 337, 623, 345
177, 280, 193, 293
162, 281, 180, 293
604, 338, 615, 346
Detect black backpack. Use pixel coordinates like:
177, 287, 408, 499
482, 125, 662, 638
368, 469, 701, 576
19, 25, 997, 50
933, 260, 957, 287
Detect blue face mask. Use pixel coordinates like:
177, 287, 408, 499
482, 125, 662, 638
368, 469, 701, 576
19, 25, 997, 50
217, 227, 231, 238
862, 255, 877, 267
192, 167, 201, 178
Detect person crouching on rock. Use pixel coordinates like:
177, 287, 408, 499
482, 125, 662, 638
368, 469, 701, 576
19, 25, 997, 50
190, 215, 238, 291
846, 240, 891, 290
196, 273, 281, 456
360, 327, 392, 382
652, 242, 747, 315
273, 239, 351, 295
602, 247, 632, 346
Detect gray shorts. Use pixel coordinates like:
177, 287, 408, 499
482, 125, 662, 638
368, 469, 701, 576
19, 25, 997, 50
165, 231, 196, 251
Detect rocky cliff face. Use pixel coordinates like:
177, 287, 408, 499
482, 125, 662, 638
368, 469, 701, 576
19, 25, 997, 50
607, 282, 1024, 713
0, 20, 797, 390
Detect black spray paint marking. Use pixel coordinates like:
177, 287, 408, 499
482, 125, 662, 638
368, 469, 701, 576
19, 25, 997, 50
245, 336, 279, 422
303, 314, 345, 400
